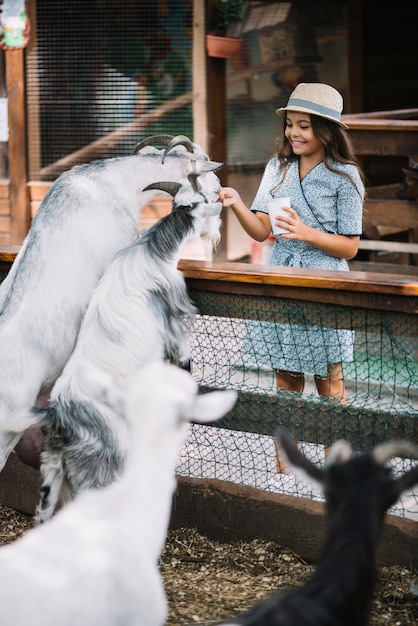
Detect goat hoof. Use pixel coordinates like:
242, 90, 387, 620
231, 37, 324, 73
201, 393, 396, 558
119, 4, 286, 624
179, 359, 191, 372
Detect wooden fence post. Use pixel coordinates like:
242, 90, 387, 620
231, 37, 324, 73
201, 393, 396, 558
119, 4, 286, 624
6, 49, 29, 244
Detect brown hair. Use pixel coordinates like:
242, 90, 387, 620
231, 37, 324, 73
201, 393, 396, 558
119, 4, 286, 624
274, 114, 365, 193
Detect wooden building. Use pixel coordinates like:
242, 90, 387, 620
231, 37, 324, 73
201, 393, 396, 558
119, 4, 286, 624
0, 0, 417, 266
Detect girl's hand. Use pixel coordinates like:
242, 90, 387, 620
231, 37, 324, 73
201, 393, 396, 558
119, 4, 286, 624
275, 206, 310, 240
219, 187, 271, 242
278, 206, 360, 259
219, 187, 242, 209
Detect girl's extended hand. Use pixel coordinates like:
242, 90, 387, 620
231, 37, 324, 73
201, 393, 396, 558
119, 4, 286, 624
219, 187, 242, 209
219, 187, 272, 242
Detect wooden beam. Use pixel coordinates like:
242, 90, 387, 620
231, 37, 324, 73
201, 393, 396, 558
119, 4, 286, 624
341, 110, 418, 158
39, 92, 194, 180
178, 260, 418, 301
347, 0, 364, 112
198, 384, 417, 449
171, 477, 418, 568
358, 240, 418, 254
5, 49, 29, 244
26, 0, 42, 179
192, 0, 208, 152
206, 0, 229, 262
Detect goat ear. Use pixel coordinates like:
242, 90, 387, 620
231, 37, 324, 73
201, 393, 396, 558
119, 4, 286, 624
187, 390, 237, 424
186, 160, 225, 192
277, 430, 323, 482
187, 160, 225, 175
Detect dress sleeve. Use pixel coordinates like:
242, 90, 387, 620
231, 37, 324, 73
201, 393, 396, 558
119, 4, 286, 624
250, 157, 279, 214
336, 168, 365, 236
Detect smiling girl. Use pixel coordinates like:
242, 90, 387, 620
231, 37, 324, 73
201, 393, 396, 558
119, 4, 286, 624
220, 83, 365, 484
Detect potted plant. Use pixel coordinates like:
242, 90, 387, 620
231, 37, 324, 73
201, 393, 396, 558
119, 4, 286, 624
206, 0, 245, 59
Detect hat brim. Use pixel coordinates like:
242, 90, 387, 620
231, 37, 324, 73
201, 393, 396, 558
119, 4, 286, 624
276, 105, 349, 130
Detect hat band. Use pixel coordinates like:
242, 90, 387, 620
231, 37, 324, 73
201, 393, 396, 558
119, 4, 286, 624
287, 97, 341, 122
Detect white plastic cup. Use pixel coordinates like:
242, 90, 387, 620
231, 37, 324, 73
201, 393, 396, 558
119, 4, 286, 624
267, 197, 290, 235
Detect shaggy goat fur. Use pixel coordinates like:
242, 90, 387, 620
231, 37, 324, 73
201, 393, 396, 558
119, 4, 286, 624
29, 179, 223, 523
0, 362, 237, 626
0, 134, 222, 472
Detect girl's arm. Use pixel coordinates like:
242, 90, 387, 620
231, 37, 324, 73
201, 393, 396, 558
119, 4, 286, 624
220, 187, 272, 242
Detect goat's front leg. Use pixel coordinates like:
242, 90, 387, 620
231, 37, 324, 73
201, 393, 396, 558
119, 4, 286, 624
34, 450, 65, 524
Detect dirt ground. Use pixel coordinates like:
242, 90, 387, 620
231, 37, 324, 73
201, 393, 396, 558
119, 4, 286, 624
0, 505, 416, 625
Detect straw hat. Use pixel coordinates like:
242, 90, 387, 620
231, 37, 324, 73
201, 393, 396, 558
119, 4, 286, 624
276, 83, 349, 130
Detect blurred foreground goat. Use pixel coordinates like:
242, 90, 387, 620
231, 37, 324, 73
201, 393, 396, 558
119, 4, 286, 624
220, 431, 418, 626
0, 362, 237, 626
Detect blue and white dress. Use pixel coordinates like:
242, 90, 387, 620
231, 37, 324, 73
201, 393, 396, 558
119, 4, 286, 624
244, 156, 364, 377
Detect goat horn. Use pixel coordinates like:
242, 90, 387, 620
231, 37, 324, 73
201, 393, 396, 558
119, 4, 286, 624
372, 441, 418, 465
161, 135, 195, 164
325, 440, 353, 466
142, 182, 182, 197
131, 135, 175, 155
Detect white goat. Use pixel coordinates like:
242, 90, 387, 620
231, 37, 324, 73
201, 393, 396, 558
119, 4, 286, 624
219, 431, 418, 626
27, 175, 223, 523
0, 135, 223, 471
0, 362, 237, 626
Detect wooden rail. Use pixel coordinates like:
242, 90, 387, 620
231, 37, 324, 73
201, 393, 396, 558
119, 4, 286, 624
179, 259, 418, 309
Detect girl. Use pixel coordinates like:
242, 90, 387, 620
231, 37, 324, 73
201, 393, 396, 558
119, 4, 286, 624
220, 82, 365, 486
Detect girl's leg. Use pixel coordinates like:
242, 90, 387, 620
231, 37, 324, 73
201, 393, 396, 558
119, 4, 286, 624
275, 369, 305, 393
314, 362, 346, 402
275, 370, 304, 473
314, 363, 347, 463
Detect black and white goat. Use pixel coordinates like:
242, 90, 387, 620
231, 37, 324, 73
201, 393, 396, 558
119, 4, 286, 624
0, 135, 223, 471
219, 431, 418, 626
25, 174, 223, 523
0, 362, 237, 626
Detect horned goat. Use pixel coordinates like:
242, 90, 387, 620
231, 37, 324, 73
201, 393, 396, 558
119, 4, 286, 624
25, 172, 223, 523
219, 430, 418, 626
0, 361, 237, 626
0, 134, 223, 472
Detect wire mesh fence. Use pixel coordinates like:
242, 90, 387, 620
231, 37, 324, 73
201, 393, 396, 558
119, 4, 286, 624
175, 282, 418, 521
1, 260, 417, 519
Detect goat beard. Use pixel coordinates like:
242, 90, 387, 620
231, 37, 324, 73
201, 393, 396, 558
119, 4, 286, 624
200, 216, 222, 260
202, 232, 221, 261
